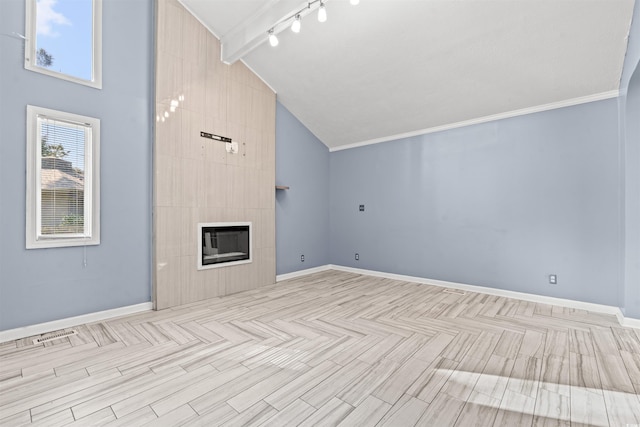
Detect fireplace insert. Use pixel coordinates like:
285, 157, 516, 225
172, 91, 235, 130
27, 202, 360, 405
198, 222, 251, 270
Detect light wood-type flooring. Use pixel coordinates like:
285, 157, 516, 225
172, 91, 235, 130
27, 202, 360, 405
1, 270, 639, 426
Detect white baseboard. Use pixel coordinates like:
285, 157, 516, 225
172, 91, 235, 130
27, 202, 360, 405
0, 302, 153, 344
3, 266, 637, 344
276, 265, 332, 282
322, 264, 639, 329
619, 313, 640, 329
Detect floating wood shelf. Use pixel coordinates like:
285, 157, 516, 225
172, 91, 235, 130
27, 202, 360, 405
275, 185, 290, 190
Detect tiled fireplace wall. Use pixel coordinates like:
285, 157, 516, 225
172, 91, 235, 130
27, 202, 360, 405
154, 0, 276, 309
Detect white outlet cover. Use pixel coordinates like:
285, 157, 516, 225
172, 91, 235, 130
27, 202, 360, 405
226, 141, 238, 154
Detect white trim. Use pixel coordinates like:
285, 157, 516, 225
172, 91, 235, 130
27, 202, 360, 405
0, 303, 153, 344
619, 313, 640, 329
3, 268, 637, 344
176, 0, 277, 94
26, 105, 101, 249
284, 264, 640, 329
177, 0, 222, 40
329, 90, 620, 152
276, 265, 332, 282
197, 222, 252, 270
24, 0, 103, 89
329, 265, 622, 315
241, 60, 278, 94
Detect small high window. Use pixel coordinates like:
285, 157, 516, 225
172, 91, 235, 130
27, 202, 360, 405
24, 0, 102, 88
26, 105, 100, 249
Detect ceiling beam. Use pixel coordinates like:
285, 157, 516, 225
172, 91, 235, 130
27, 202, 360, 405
220, 0, 324, 64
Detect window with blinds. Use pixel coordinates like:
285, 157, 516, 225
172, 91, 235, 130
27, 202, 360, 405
26, 105, 100, 249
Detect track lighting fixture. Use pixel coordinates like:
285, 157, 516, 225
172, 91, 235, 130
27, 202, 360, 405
291, 14, 301, 33
268, 29, 278, 47
267, 0, 360, 48
318, 2, 327, 22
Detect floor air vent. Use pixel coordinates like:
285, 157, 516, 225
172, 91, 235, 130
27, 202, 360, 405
33, 329, 78, 345
443, 289, 466, 296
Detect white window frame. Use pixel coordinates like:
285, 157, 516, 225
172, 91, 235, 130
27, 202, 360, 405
26, 105, 100, 249
24, 0, 103, 89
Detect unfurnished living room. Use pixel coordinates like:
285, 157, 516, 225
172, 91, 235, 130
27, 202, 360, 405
1, 0, 640, 425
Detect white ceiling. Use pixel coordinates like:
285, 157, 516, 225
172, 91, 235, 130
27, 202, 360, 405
180, 0, 636, 150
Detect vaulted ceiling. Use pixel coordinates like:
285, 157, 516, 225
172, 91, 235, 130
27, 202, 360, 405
180, 0, 636, 150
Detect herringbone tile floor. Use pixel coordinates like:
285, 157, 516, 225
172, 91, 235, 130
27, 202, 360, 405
1, 270, 639, 426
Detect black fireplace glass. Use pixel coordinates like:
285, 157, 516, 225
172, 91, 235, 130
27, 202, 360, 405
201, 225, 250, 266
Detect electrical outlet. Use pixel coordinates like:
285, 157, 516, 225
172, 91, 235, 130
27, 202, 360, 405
301, 254, 305, 262
549, 274, 557, 284
355, 253, 359, 261
359, 205, 365, 212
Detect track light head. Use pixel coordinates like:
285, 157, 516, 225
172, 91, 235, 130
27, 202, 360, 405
268, 29, 278, 46
318, 2, 327, 22
291, 14, 301, 33
265, 0, 354, 49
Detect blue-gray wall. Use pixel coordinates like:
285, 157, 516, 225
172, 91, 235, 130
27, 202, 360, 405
1, 0, 636, 330
275, 102, 330, 275
619, 0, 640, 318
0, 0, 154, 330
626, 0, 640, 320
330, 99, 622, 306
623, 61, 640, 317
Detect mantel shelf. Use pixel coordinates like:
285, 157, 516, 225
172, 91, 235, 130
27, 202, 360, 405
275, 185, 290, 190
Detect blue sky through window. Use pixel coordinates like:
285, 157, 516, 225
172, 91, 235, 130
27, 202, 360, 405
35, 0, 92, 81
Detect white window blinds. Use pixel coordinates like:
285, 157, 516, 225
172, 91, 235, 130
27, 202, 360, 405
26, 105, 100, 249
37, 115, 92, 238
